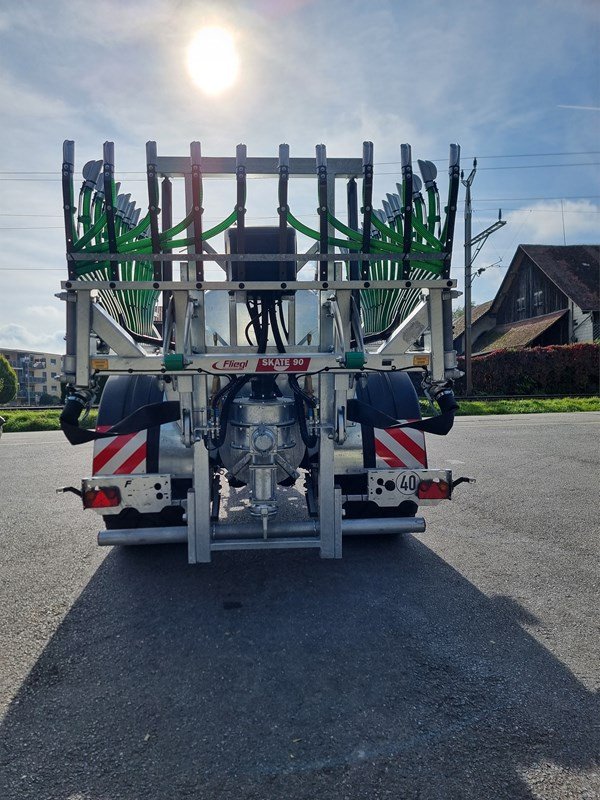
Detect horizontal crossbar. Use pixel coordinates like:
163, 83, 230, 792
153, 156, 364, 178
62, 279, 455, 291
67, 251, 449, 263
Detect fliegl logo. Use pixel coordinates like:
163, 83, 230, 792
257, 357, 311, 373
211, 359, 249, 372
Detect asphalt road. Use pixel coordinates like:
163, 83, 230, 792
0, 413, 598, 800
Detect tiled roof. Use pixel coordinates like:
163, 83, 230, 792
473, 309, 568, 354
519, 244, 599, 311
453, 300, 493, 338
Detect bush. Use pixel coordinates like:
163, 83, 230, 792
0, 355, 18, 404
455, 343, 600, 396
2, 409, 98, 433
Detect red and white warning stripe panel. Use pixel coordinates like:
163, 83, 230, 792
374, 425, 428, 470
93, 426, 148, 476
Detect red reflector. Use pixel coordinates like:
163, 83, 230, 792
418, 479, 450, 500
83, 486, 121, 509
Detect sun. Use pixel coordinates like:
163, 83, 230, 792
186, 27, 240, 96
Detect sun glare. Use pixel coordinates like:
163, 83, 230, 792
187, 27, 240, 96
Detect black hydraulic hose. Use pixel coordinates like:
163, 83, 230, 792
289, 374, 318, 449
288, 374, 317, 408
244, 318, 256, 347
211, 375, 250, 449
60, 391, 88, 428
257, 300, 269, 353
277, 298, 289, 341
292, 392, 318, 449
245, 299, 262, 346
211, 374, 237, 408
268, 301, 286, 353
117, 313, 170, 347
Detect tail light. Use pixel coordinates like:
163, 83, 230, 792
418, 479, 450, 500
83, 486, 121, 509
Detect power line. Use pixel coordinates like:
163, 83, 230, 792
2, 159, 600, 182
1, 205, 599, 232
3, 194, 600, 220
3, 150, 600, 174
375, 150, 600, 164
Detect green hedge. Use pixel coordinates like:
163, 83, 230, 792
2, 410, 98, 433
455, 343, 599, 396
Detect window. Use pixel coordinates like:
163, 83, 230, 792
533, 290, 543, 314
50, 358, 57, 365
516, 297, 526, 318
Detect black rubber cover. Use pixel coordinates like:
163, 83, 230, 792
96, 375, 164, 473
355, 371, 421, 468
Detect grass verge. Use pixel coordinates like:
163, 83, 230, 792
426, 396, 600, 416
1, 397, 598, 433
2, 409, 98, 433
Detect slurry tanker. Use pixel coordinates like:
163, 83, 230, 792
58, 140, 471, 562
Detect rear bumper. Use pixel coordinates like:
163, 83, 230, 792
97, 516, 427, 546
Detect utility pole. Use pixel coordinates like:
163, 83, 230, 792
461, 160, 506, 395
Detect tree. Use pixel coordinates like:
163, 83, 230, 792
38, 391, 61, 406
0, 355, 18, 405
452, 301, 476, 322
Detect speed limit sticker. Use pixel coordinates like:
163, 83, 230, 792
396, 471, 419, 495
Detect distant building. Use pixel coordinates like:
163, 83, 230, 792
0, 348, 63, 405
454, 244, 599, 355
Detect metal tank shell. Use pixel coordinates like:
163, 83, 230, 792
219, 396, 305, 485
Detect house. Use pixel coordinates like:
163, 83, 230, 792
453, 300, 494, 356
454, 244, 599, 355
0, 348, 63, 405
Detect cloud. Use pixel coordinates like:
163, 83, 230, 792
557, 105, 600, 111
505, 199, 600, 243
0, 324, 65, 353
24, 304, 65, 323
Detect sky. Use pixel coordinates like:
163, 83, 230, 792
0, 0, 598, 353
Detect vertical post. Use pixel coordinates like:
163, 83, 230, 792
75, 290, 91, 388
464, 185, 472, 395
190, 141, 204, 282
316, 144, 329, 282
187, 430, 212, 564
61, 140, 77, 280
161, 176, 173, 328
400, 144, 413, 280
361, 142, 374, 281
317, 152, 340, 558
103, 141, 119, 282
462, 159, 476, 396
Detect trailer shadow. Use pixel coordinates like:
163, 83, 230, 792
1, 535, 598, 800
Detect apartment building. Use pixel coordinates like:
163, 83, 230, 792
0, 348, 63, 405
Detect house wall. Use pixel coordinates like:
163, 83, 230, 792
572, 304, 595, 343
455, 313, 497, 355
496, 256, 568, 325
